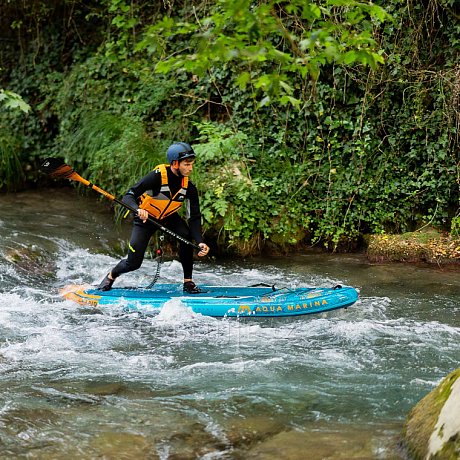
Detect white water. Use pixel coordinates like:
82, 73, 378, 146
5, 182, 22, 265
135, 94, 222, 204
0, 189, 459, 458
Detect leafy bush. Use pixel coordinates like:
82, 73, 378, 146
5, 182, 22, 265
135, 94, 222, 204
1, 0, 459, 254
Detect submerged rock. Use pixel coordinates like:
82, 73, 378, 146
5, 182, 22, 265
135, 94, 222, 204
403, 368, 460, 459
244, 423, 400, 459
89, 432, 153, 458
3, 244, 56, 278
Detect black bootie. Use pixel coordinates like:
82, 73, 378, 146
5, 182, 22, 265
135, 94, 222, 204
183, 281, 203, 294
98, 274, 115, 291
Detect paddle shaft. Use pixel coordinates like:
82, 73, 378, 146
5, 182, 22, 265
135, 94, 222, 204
73, 173, 201, 251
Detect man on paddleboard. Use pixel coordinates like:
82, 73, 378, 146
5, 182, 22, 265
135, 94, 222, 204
97, 142, 209, 293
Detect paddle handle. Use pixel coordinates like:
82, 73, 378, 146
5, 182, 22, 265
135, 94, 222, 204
79, 177, 117, 201
79, 175, 202, 251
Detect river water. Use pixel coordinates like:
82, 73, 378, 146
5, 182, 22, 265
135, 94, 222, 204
1, 188, 459, 459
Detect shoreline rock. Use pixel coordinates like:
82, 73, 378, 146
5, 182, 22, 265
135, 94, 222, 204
403, 368, 460, 459
366, 229, 460, 266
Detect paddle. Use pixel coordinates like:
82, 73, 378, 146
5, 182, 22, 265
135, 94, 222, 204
40, 157, 202, 251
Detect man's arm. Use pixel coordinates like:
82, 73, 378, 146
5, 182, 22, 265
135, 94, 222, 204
186, 182, 204, 244
121, 171, 161, 221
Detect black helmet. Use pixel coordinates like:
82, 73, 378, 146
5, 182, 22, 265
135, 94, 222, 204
167, 142, 196, 164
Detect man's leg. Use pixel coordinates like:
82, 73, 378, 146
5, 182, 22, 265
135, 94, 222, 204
98, 221, 154, 290
111, 221, 155, 277
163, 214, 202, 293
163, 214, 194, 279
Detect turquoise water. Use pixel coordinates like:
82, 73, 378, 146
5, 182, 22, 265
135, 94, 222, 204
1, 189, 459, 459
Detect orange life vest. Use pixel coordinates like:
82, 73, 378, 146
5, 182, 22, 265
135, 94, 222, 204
138, 164, 188, 220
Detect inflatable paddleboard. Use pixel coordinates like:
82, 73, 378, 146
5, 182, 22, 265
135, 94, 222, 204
61, 283, 359, 318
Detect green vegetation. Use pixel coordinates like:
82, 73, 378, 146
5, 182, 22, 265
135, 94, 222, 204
0, 89, 31, 113
0, 131, 23, 191
0, 0, 459, 254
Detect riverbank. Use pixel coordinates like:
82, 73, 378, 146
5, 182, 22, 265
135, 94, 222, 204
365, 228, 460, 267
3, 187, 460, 269
5, 179, 460, 264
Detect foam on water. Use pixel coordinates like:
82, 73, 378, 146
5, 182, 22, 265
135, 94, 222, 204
155, 298, 205, 322
1, 263, 458, 378
1, 233, 460, 457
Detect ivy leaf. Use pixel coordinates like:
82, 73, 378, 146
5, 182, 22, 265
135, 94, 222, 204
302, 3, 322, 21
235, 71, 251, 89
280, 95, 301, 108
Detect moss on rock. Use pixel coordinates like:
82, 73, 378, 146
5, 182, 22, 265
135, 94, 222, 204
403, 368, 460, 460
366, 229, 460, 265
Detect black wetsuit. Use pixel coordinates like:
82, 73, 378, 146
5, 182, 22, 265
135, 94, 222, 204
110, 167, 203, 280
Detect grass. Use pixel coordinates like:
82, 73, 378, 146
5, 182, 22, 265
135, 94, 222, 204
64, 111, 165, 203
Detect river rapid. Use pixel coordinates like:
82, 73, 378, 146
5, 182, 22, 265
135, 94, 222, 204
1, 189, 459, 459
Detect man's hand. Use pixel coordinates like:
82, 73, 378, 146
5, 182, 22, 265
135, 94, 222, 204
137, 208, 149, 223
198, 243, 209, 257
